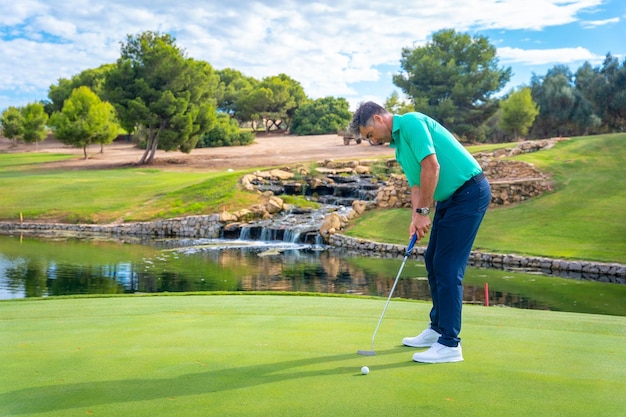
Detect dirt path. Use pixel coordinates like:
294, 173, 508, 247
0, 133, 395, 171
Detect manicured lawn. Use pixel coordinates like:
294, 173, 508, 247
0, 153, 75, 170
476, 133, 626, 262
1, 135, 623, 417
0, 166, 258, 223
1, 295, 624, 416
1, 137, 623, 416
346, 134, 626, 263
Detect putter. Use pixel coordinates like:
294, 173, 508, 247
357, 233, 418, 356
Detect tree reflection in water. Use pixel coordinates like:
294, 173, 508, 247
0, 235, 623, 316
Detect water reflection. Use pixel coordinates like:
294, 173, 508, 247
1, 234, 624, 316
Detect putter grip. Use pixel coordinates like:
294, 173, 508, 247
405, 234, 418, 256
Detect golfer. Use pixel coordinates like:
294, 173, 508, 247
349, 102, 491, 363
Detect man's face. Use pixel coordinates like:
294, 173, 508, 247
359, 115, 391, 145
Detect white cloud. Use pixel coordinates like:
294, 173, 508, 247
0, 0, 621, 110
498, 46, 603, 65
0, 0, 49, 26
470, 0, 605, 30
581, 17, 620, 28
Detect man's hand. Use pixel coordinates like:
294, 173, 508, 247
410, 212, 431, 242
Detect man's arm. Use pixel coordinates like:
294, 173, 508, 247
410, 154, 440, 241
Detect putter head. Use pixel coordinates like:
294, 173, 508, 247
357, 350, 376, 356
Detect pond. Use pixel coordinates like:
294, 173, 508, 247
1, 234, 624, 317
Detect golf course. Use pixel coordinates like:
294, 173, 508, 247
1, 133, 625, 416
1, 295, 624, 416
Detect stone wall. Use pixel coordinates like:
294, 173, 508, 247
328, 234, 626, 282
242, 159, 551, 209
376, 159, 551, 208
2, 215, 624, 282
239, 139, 557, 209
0, 214, 224, 238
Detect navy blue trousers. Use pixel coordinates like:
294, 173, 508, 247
424, 176, 491, 347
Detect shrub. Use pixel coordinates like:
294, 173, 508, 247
197, 113, 256, 147
291, 97, 351, 136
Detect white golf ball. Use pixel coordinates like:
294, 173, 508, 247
361, 366, 369, 375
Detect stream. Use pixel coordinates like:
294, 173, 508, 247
1, 233, 624, 316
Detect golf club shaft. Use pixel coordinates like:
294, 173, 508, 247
368, 234, 418, 351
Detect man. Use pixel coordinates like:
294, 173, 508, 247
348, 102, 491, 363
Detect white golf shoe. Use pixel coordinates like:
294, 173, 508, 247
412, 342, 464, 363
402, 327, 441, 348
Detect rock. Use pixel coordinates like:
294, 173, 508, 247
240, 173, 257, 184
309, 178, 324, 189
233, 209, 252, 220
254, 170, 273, 179
268, 169, 294, 180
250, 204, 268, 217
352, 200, 367, 215
354, 165, 371, 174
315, 167, 336, 175
219, 210, 238, 222
293, 164, 310, 176
265, 195, 284, 214
319, 212, 342, 238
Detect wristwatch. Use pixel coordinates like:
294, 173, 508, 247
415, 207, 430, 216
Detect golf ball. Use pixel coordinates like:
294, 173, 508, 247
361, 366, 369, 375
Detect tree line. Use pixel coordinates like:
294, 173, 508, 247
388, 29, 625, 142
1, 29, 624, 164
0, 31, 352, 163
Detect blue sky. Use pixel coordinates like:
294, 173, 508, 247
0, 0, 624, 111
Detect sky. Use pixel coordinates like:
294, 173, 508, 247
0, 0, 624, 111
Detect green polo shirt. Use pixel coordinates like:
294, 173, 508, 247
389, 113, 482, 201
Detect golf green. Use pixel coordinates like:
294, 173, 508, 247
1, 294, 624, 416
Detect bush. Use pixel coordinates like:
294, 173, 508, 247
197, 113, 256, 148
291, 97, 352, 136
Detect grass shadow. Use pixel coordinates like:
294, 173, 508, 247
2, 347, 412, 414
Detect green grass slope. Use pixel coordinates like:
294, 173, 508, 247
0, 156, 258, 223
346, 134, 626, 263
1, 295, 624, 417
477, 134, 626, 262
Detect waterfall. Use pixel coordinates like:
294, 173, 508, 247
283, 229, 301, 243
260, 227, 278, 241
229, 205, 351, 246
239, 226, 251, 240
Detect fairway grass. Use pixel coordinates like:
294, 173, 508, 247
0, 153, 75, 170
0, 167, 258, 223
346, 134, 626, 263
2, 294, 624, 416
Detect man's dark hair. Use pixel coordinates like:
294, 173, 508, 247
348, 101, 388, 136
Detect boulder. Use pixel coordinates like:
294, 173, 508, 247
319, 212, 343, 238
219, 210, 238, 223
352, 200, 367, 215
268, 169, 294, 180
265, 195, 284, 214
354, 165, 371, 174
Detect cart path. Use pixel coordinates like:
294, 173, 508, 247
0, 133, 395, 172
